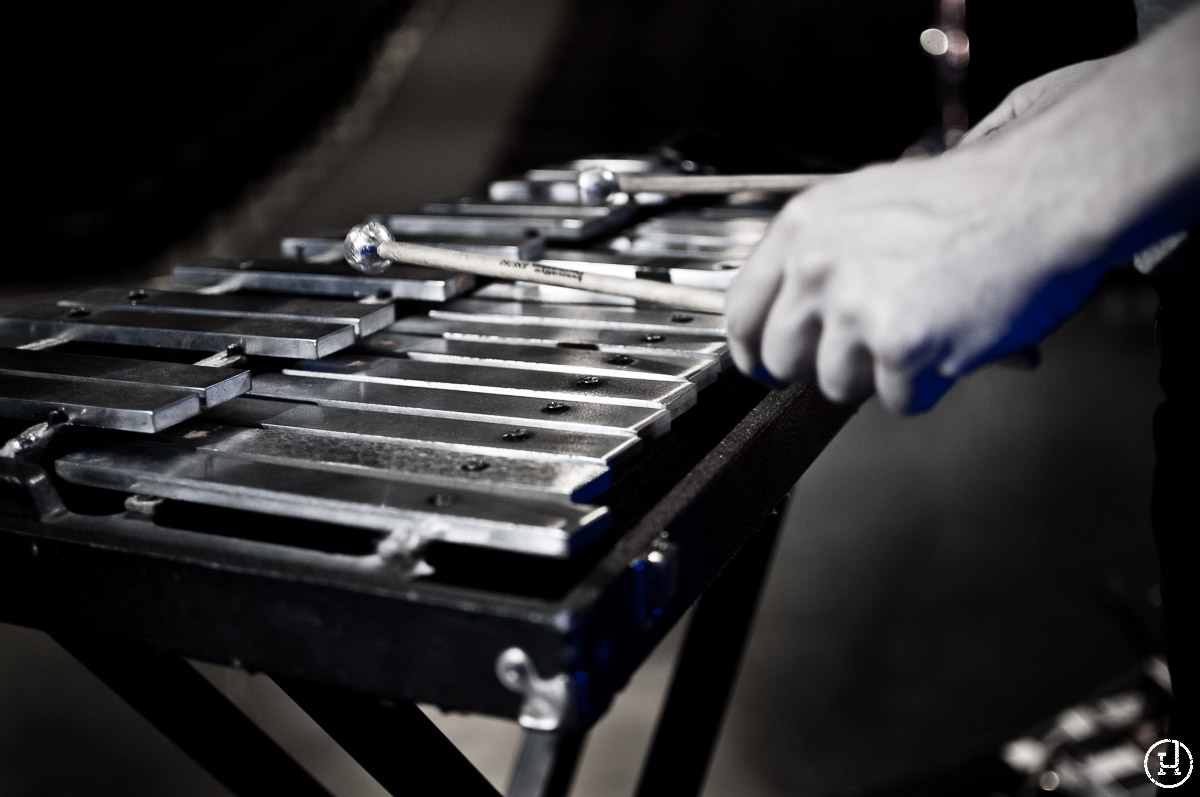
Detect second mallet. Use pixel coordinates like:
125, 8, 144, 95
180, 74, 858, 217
577, 168, 836, 205
344, 222, 728, 315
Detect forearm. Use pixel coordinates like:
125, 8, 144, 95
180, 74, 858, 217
958, 56, 1118, 146
986, 5, 1200, 267
725, 6, 1200, 412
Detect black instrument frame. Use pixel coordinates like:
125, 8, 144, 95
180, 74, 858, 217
1, 376, 850, 730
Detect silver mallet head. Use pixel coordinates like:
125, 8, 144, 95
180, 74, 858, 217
577, 167, 623, 206
344, 221, 394, 274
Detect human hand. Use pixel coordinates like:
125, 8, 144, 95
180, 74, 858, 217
726, 8, 1199, 414
724, 143, 1110, 413
958, 57, 1113, 146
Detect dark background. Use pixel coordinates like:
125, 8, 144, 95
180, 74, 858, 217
10, 0, 1134, 283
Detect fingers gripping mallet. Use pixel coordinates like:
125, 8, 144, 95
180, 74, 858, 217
344, 222, 728, 314
576, 168, 838, 206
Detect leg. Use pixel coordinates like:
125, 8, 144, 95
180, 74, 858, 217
277, 677, 501, 797
507, 729, 586, 797
58, 637, 332, 797
635, 504, 785, 797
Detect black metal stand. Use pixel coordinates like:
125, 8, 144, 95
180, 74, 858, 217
278, 678, 502, 797
53, 503, 787, 797
508, 729, 587, 797
635, 504, 784, 797
57, 636, 332, 797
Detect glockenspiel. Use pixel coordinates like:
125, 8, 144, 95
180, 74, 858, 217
0, 151, 852, 797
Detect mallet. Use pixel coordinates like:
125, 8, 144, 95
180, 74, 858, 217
344, 222, 728, 314
577, 167, 836, 206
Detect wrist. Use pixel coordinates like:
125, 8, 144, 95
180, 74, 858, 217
989, 8, 1200, 266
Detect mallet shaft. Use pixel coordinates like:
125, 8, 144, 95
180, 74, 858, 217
617, 172, 834, 195
376, 241, 726, 314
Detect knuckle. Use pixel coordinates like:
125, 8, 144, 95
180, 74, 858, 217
780, 194, 813, 220
789, 255, 830, 292
724, 308, 760, 344
823, 293, 862, 331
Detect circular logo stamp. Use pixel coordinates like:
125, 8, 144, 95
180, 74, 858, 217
1145, 739, 1193, 789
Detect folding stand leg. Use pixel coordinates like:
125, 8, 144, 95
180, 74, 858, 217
277, 677, 501, 797
507, 729, 586, 797
57, 636, 332, 797
634, 504, 785, 797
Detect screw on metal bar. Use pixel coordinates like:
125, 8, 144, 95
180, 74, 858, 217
502, 429, 531, 442
670, 313, 694, 323
127, 288, 147, 303
461, 460, 489, 472
427, 493, 455, 507
641, 334, 665, 343
66, 306, 90, 318
576, 376, 603, 387
607, 354, 634, 365
541, 402, 570, 414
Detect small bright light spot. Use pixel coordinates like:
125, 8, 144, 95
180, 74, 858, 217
920, 28, 949, 55
946, 29, 971, 67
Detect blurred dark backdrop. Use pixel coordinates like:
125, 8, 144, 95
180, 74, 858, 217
9, 0, 1134, 283
503, 0, 1135, 169
11, 1, 408, 282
